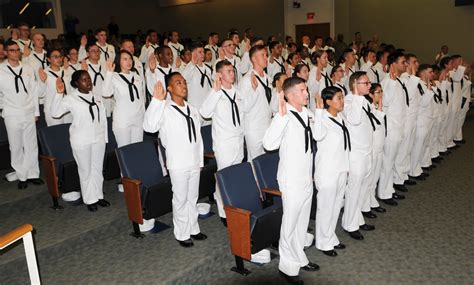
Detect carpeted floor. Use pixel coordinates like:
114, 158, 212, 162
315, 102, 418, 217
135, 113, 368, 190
1, 116, 474, 285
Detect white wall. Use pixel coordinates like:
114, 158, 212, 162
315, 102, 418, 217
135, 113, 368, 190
284, 0, 335, 40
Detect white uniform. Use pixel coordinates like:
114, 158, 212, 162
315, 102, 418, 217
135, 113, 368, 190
364, 100, 385, 211
139, 43, 159, 65
143, 98, 203, 241
85, 60, 114, 117
23, 49, 48, 104
44, 67, 72, 126
378, 77, 406, 199
267, 56, 286, 81
446, 66, 466, 147
14, 39, 32, 54
199, 87, 244, 218
168, 42, 184, 68
307, 67, 331, 112
342, 94, 374, 231
263, 104, 314, 277
0, 62, 44, 182
145, 65, 175, 95
429, 85, 443, 159
453, 75, 471, 141
369, 62, 386, 84
239, 70, 272, 160
102, 71, 145, 147
313, 109, 349, 250
50, 89, 108, 205
204, 44, 219, 65
181, 63, 213, 115
394, 73, 420, 184
438, 80, 451, 152
409, 82, 434, 177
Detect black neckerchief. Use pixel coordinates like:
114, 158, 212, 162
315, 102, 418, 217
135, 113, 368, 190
78, 95, 100, 122
171, 104, 197, 143
7, 65, 28, 93
221, 89, 240, 126
328, 116, 351, 151
118, 73, 140, 102
290, 110, 314, 153
88, 64, 104, 86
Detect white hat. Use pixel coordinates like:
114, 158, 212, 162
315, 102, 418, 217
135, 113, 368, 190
61, 191, 81, 202
139, 218, 156, 232
197, 203, 211, 215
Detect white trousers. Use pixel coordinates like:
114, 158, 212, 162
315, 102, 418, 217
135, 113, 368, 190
410, 120, 431, 177
4, 116, 40, 181
113, 125, 144, 148
315, 172, 346, 250
245, 129, 266, 161
363, 150, 383, 211
278, 181, 312, 276
394, 120, 415, 184
72, 143, 105, 205
446, 94, 461, 147
342, 151, 370, 232
378, 129, 403, 199
169, 167, 201, 241
214, 146, 244, 218
438, 110, 449, 152
430, 119, 441, 159
454, 98, 470, 141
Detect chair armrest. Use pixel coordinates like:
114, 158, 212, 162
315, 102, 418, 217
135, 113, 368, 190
122, 177, 144, 225
0, 224, 33, 249
40, 155, 59, 198
261, 188, 282, 197
224, 205, 252, 261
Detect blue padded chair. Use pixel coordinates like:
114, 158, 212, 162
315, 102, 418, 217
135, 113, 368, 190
199, 125, 216, 200
216, 162, 283, 275
103, 117, 121, 180
116, 140, 173, 238
252, 152, 280, 192
38, 123, 80, 209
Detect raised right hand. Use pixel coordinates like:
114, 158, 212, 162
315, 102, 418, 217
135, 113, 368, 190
153, 80, 167, 101
56, 77, 65, 94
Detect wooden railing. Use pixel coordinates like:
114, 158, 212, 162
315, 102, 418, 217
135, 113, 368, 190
0, 224, 41, 284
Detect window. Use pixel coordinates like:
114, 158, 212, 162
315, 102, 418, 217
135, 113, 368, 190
0, 0, 57, 29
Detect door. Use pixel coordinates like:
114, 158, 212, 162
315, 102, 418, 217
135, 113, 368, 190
295, 23, 330, 45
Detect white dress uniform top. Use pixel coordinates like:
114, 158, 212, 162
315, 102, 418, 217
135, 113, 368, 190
23, 49, 48, 103
368, 62, 386, 84
409, 81, 434, 177
394, 73, 420, 185
446, 66, 466, 147
204, 44, 219, 65
14, 39, 32, 53
168, 42, 184, 68
313, 109, 349, 250
103, 71, 145, 147
85, 60, 114, 117
50, 89, 108, 205
240, 70, 272, 160
182, 62, 213, 113
429, 85, 443, 159
438, 80, 451, 152
267, 56, 286, 81
0, 62, 44, 182
378, 77, 406, 199
200, 87, 245, 218
341, 94, 373, 232
263, 104, 314, 277
454, 76, 471, 141
145, 65, 175, 96
139, 43, 159, 65
44, 67, 72, 126
363, 100, 385, 212
143, 98, 203, 241
78, 42, 116, 64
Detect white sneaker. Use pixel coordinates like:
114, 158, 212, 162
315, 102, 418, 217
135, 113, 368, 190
117, 184, 124, 192
5, 171, 18, 182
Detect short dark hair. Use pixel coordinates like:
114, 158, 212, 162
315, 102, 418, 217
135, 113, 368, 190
86, 42, 98, 52
369, 83, 382, 95
283, 76, 305, 94
416, 64, 432, 77
330, 65, 343, 77
376, 51, 387, 62
215, 60, 233, 73
46, 48, 63, 58
293, 63, 308, 78
189, 41, 203, 52
209, 32, 218, 37
388, 51, 405, 66
5, 39, 19, 49
272, 72, 286, 88
405, 53, 416, 62
155, 45, 171, 56
164, 71, 182, 89
321, 86, 343, 109
349, 71, 368, 92
115, 50, 138, 73
95, 27, 107, 35
249, 44, 265, 59
450, 54, 462, 60
269, 41, 281, 51
70, 70, 90, 89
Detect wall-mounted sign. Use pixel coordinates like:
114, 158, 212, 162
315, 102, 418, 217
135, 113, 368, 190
307, 12, 315, 23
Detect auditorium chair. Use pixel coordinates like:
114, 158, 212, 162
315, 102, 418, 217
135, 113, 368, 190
252, 152, 281, 206
103, 117, 121, 180
199, 125, 217, 201
116, 140, 173, 238
0, 116, 11, 170
216, 162, 283, 275
38, 124, 80, 210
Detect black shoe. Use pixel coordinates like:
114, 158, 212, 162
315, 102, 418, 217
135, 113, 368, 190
409, 175, 426, 181
393, 184, 408, 192
404, 180, 416, 186
421, 172, 430, 178
372, 206, 386, 213
301, 262, 319, 271
393, 193, 405, 200
96, 199, 111, 207
432, 157, 442, 163
177, 239, 194, 247
380, 198, 398, 206
191, 233, 207, 240
430, 164, 437, 169
360, 224, 375, 231
87, 204, 98, 212
346, 230, 364, 240
18, 181, 28, 189
220, 217, 227, 227
362, 211, 377, 219
321, 250, 337, 256
27, 178, 44, 185
421, 167, 430, 172
279, 270, 304, 284
334, 243, 346, 250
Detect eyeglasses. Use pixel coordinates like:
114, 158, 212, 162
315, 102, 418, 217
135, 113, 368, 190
356, 81, 371, 85
7, 49, 21, 53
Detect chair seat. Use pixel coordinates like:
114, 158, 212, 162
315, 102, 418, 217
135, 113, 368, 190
250, 204, 283, 254
142, 179, 173, 220
59, 160, 81, 193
